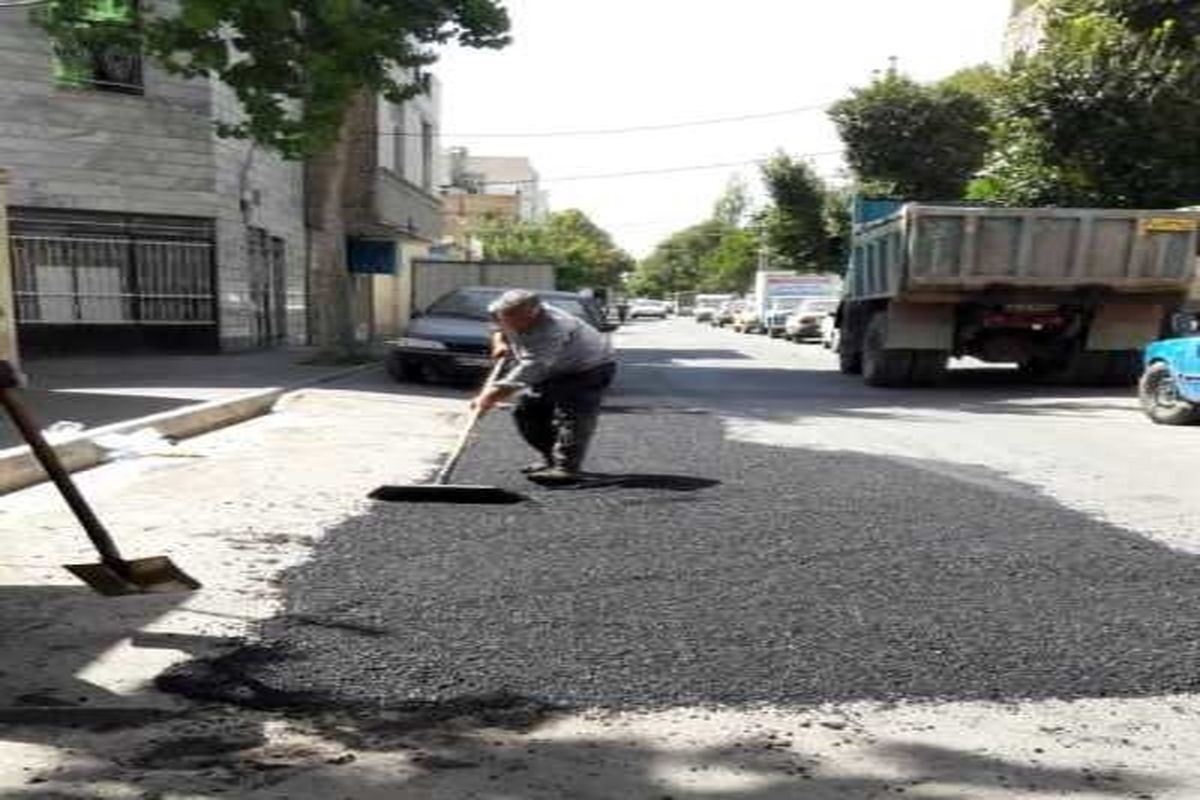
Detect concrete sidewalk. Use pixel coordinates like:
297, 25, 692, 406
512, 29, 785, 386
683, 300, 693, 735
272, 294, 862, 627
3, 349, 369, 451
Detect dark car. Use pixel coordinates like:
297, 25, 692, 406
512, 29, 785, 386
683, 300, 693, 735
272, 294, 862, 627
385, 286, 613, 383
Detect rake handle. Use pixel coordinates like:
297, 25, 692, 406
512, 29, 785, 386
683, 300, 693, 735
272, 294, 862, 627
435, 358, 507, 486
0, 385, 127, 567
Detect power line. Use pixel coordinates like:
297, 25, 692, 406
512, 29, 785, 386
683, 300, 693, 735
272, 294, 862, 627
381, 102, 834, 139
479, 151, 843, 186
0, 0, 50, 7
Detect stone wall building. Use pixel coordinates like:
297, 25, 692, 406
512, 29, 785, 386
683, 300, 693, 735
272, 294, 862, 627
0, 2, 306, 354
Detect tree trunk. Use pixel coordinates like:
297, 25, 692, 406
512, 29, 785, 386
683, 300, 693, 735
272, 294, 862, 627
305, 104, 360, 360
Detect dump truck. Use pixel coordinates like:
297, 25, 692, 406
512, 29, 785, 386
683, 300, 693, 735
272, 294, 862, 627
836, 203, 1200, 387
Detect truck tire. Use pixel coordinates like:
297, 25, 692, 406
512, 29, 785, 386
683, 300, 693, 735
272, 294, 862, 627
1139, 361, 1200, 425
908, 350, 949, 386
862, 313, 916, 387
838, 344, 862, 375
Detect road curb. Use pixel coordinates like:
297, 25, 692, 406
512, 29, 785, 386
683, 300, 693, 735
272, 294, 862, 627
0, 362, 380, 496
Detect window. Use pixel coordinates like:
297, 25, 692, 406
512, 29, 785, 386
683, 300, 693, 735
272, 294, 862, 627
421, 120, 434, 191
52, 0, 144, 95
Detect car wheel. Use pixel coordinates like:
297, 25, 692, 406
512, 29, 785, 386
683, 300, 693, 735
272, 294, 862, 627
385, 352, 429, 383
1139, 361, 1200, 425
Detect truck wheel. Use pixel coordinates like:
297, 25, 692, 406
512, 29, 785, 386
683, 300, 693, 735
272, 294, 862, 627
862, 313, 915, 387
837, 340, 862, 374
1139, 361, 1200, 425
908, 351, 949, 386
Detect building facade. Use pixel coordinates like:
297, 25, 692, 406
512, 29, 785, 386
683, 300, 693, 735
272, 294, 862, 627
440, 147, 548, 256
0, 3, 307, 355
335, 72, 445, 339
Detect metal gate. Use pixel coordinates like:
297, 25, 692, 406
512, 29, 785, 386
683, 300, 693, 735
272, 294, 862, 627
410, 260, 557, 314
247, 227, 286, 347
8, 208, 218, 354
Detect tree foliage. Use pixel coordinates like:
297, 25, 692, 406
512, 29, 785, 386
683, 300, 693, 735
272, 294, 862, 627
34, 0, 511, 158
759, 153, 840, 273
829, 72, 992, 200
473, 210, 634, 292
627, 219, 730, 297
696, 227, 759, 293
972, 0, 1200, 207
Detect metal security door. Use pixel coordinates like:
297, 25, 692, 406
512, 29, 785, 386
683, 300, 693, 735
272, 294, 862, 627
247, 228, 287, 347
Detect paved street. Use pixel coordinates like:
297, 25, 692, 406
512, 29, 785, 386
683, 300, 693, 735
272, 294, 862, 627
4, 319, 1200, 798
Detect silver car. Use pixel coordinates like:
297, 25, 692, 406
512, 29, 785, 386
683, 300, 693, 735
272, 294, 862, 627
385, 286, 613, 383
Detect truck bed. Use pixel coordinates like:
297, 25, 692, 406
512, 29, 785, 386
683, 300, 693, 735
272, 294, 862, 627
848, 205, 1200, 300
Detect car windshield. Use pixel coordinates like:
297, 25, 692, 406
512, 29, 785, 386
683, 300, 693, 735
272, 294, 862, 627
426, 289, 500, 320
425, 289, 594, 326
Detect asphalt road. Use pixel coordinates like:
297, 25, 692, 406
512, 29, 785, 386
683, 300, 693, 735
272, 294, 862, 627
164, 319, 1200, 714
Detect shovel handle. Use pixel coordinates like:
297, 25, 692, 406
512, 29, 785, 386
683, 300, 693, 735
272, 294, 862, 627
0, 386, 126, 566
435, 358, 507, 485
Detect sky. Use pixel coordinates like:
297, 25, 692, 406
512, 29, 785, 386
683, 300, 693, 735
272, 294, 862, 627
433, 0, 1013, 258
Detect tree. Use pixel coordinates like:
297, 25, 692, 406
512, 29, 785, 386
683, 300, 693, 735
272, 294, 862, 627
828, 72, 991, 200
628, 219, 727, 297
697, 228, 759, 292
473, 210, 634, 292
35, 0, 511, 356
971, 0, 1200, 207
711, 176, 750, 228
759, 154, 839, 273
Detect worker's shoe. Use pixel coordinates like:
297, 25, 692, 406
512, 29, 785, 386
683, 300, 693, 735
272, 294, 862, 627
520, 458, 552, 474
526, 465, 582, 485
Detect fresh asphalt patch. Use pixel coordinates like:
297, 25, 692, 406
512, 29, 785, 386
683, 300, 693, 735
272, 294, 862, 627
159, 382, 1200, 714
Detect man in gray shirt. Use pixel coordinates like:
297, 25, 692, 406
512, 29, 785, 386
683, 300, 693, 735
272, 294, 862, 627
472, 290, 616, 483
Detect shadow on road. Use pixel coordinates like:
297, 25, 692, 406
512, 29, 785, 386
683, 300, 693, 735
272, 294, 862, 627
616, 346, 1143, 422
0, 692, 1174, 798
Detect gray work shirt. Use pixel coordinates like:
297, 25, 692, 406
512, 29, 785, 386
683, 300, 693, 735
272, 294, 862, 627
497, 305, 614, 388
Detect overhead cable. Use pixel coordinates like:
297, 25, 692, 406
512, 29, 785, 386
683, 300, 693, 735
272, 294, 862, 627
481, 151, 843, 186
382, 102, 834, 139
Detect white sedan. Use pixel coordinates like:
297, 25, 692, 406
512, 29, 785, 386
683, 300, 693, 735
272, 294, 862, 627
784, 298, 840, 342
629, 299, 670, 319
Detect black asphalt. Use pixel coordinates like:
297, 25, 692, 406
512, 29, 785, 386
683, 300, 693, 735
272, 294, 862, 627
162, 333, 1200, 712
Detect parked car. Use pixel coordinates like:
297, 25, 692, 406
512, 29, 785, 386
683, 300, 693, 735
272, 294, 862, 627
693, 294, 734, 323
762, 297, 807, 337
820, 308, 841, 351
385, 286, 612, 383
1139, 314, 1200, 425
629, 298, 670, 319
713, 300, 744, 328
732, 305, 762, 334
784, 298, 840, 342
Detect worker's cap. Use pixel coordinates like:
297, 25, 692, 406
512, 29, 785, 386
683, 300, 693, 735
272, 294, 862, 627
488, 289, 542, 315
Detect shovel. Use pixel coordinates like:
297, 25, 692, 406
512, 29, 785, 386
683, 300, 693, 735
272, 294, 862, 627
370, 359, 527, 505
0, 360, 201, 596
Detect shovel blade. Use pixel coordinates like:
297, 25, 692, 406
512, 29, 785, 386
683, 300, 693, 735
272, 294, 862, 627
65, 556, 202, 597
369, 484, 528, 505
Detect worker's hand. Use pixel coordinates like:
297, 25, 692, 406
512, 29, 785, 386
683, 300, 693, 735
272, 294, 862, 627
470, 387, 506, 414
489, 331, 510, 361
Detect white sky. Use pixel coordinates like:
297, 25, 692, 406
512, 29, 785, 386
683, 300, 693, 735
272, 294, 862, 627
433, 0, 1012, 257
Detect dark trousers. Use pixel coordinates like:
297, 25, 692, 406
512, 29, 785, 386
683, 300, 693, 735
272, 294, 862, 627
513, 362, 616, 471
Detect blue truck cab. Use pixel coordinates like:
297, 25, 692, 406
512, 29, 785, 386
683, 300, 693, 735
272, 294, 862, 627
1140, 314, 1200, 425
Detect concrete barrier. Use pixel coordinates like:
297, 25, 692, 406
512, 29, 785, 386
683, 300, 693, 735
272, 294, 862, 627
0, 364, 380, 495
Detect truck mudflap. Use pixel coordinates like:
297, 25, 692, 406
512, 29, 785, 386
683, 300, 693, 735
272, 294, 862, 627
882, 302, 955, 350
1086, 303, 1166, 351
